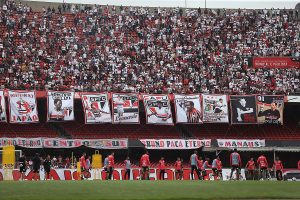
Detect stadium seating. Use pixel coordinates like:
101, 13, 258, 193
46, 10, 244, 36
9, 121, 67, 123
0, 123, 58, 138
185, 123, 300, 140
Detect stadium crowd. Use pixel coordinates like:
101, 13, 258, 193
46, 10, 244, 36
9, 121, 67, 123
0, 0, 299, 94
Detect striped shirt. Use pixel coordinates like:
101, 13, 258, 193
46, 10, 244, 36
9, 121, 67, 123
186, 108, 202, 123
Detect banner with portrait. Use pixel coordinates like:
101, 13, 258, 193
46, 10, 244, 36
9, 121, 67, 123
174, 94, 202, 123
0, 90, 7, 122
8, 90, 39, 123
112, 93, 139, 124
143, 94, 173, 125
47, 91, 74, 122
202, 94, 229, 123
230, 95, 257, 124
81, 93, 111, 124
257, 95, 284, 125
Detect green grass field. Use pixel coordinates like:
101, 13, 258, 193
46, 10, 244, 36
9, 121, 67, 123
0, 181, 300, 200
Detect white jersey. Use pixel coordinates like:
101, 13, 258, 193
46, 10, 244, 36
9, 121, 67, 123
215, 102, 226, 112
49, 109, 64, 120
114, 99, 124, 108
115, 99, 124, 114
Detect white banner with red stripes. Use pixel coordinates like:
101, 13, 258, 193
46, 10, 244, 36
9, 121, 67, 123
47, 91, 74, 122
140, 139, 211, 149
143, 95, 173, 125
8, 90, 39, 123
0, 90, 7, 122
174, 94, 202, 123
81, 93, 111, 124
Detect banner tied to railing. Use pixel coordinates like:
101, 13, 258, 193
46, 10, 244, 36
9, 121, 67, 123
0, 138, 128, 149
140, 139, 211, 149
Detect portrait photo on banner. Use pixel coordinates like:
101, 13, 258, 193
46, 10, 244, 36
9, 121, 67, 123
112, 93, 139, 124
230, 95, 257, 124
202, 94, 229, 123
143, 94, 173, 125
174, 94, 202, 123
257, 95, 284, 125
81, 93, 111, 124
47, 91, 74, 122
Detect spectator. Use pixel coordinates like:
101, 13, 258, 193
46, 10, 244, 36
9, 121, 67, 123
0, 0, 299, 95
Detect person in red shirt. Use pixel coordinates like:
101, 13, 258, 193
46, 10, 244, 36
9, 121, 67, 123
216, 157, 223, 180
257, 154, 268, 180
174, 157, 183, 180
298, 160, 300, 170
197, 157, 204, 180
80, 153, 87, 180
108, 152, 115, 180
245, 158, 256, 180
158, 157, 166, 180
140, 151, 150, 180
230, 149, 242, 180
273, 157, 283, 181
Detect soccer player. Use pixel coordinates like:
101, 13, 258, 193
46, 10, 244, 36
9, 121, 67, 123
257, 154, 268, 180
212, 157, 219, 180
124, 156, 131, 180
185, 101, 202, 123
86, 156, 91, 170
103, 155, 109, 180
298, 160, 300, 170
214, 98, 226, 114
18, 154, 26, 181
89, 103, 110, 120
190, 150, 201, 180
80, 153, 87, 180
49, 99, 65, 121
147, 101, 171, 122
197, 157, 204, 180
140, 151, 150, 180
108, 152, 115, 180
202, 158, 212, 180
245, 158, 256, 180
174, 157, 183, 180
158, 157, 166, 180
273, 157, 283, 181
258, 102, 281, 124
235, 98, 254, 122
229, 149, 242, 180
43, 155, 52, 180
216, 156, 223, 180
32, 153, 41, 181
114, 95, 125, 117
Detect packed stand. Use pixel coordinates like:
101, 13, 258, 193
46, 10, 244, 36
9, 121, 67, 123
0, 0, 299, 94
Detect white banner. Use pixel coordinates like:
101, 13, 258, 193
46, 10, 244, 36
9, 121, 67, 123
8, 90, 39, 123
81, 93, 111, 124
217, 139, 266, 148
140, 139, 211, 149
203, 94, 229, 123
174, 94, 202, 123
143, 94, 173, 125
42, 138, 128, 149
0, 137, 43, 148
47, 91, 74, 122
0, 90, 7, 122
112, 93, 139, 124
287, 96, 300, 103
